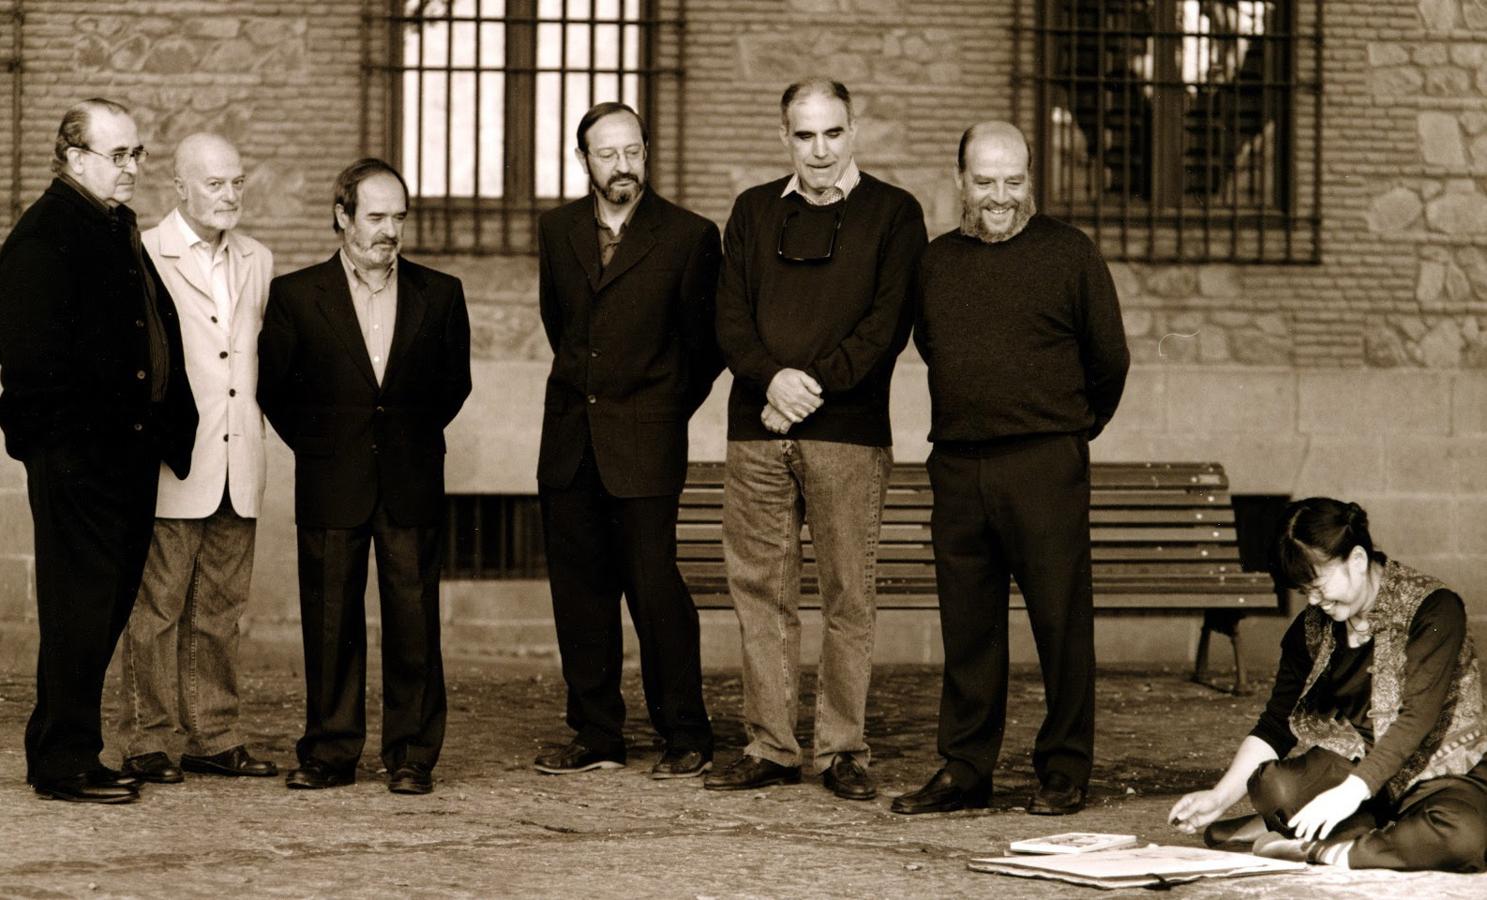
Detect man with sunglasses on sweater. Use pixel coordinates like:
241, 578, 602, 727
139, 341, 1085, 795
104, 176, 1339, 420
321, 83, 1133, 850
705, 78, 926, 802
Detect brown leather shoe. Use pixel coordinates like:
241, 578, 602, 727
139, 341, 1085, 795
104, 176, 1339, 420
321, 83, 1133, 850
702, 755, 801, 791
1028, 772, 1087, 815
182, 745, 279, 777
123, 751, 184, 784
823, 755, 876, 801
890, 768, 989, 815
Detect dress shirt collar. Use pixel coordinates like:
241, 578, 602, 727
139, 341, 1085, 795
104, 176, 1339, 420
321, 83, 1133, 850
172, 208, 227, 256
781, 158, 860, 205
338, 247, 397, 292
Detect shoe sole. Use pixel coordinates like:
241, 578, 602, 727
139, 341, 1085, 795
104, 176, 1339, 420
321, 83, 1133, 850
389, 783, 434, 795
286, 778, 355, 789
650, 761, 713, 780
703, 772, 803, 791
534, 759, 625, 775
35, 789, 138, 804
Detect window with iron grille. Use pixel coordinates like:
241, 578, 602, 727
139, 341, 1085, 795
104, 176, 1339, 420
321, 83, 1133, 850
445, 494, 547, 579
365, 0, 685, 255
1013, 1, 1322, 263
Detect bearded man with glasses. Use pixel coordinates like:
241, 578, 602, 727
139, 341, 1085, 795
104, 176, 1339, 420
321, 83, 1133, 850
0, 98, 197, 803
706, 79, 926, 802
532, 101, 723, 779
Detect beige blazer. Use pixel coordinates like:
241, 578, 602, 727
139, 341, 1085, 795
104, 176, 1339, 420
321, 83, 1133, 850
142, 209, 273, 518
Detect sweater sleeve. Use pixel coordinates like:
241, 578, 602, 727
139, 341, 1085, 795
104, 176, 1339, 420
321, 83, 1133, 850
805, 193, 928, 394
1352, 590, 1467, 795
1249, 613, 1310, 759
1074, 242, 1129, 440
714, 193, 784, 391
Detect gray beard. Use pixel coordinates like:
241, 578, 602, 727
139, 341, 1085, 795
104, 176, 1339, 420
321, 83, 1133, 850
959, 194, 1036, 244
597, 176, 643, 205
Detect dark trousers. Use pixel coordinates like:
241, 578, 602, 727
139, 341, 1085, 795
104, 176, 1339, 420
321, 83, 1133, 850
295, 500, 446, 772
23, 441, 159, 782
1250, 746, 1487, 872
540, 445, 712, 758
927, 433, 1095, 790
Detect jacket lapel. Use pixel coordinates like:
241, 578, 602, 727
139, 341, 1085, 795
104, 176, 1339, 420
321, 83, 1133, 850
567, 205, 602, 293
157, 211, 214, 303
313, 253, 379, 389
594, 190, 658, 293
381, 257, 427, 390
225, 229, 257, 310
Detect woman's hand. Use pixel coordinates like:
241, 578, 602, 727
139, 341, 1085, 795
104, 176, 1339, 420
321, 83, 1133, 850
1287, 775, 1370, 841
1168, 789, 1231, 834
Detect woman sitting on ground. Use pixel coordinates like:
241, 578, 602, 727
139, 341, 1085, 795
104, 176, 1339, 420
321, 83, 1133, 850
1168, 496, 1487, 871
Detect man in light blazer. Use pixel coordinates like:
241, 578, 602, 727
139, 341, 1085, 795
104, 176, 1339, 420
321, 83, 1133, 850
120, 134, 277, 785
258, 158, 471, 795
532, 102, 723, 778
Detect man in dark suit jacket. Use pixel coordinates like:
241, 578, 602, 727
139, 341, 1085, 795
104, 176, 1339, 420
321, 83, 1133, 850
0, 98, 196, 804
533, 102, 723, 779
257, 158, 471, 795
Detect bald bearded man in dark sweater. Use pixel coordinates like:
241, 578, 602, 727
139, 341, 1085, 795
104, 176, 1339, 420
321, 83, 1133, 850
892, 122, 1128, 818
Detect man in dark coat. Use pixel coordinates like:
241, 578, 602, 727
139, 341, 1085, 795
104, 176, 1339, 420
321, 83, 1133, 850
533, 102, 723, 779
0, 98, 197, 803
257, 158, 471, 795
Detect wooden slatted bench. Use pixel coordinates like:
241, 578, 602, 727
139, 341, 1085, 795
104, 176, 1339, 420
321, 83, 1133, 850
677, 460, 1279, 694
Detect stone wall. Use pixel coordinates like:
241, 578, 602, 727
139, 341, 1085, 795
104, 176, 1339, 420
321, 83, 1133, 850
4, 0, 1487, 670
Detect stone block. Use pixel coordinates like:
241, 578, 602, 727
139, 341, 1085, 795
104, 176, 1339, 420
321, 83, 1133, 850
1368, 186, 1423, 232
1298, 371, 1450, 435
1456, 500, 1487, 555
0, 492, 32, 556
1385, 436, 1459, 492
1426, 189, 1487, 236
1293, 437, 1387, 498
1420, 111, 1467, 168
445, 359, 546, 494
1166, 369, 1295, 434
1420, 0, 1458, 30
0, 556, 33, 623
1367, 42, 1411, 68
1452, 372, 1487, 434
1106, 367, 1166, 434
1364, 495, 1455, 556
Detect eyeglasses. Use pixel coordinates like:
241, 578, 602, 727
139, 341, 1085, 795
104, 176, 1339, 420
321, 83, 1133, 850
73, 145, 149, 168
777, 206, 845, 262
588, 145, 645, 165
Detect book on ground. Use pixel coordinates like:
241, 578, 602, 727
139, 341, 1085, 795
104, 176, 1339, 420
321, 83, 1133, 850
968, 845, 1308, 890
1008, 832, 1139, 855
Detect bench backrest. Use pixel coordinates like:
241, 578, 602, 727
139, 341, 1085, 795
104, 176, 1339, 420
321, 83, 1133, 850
677, 460, 1275, 611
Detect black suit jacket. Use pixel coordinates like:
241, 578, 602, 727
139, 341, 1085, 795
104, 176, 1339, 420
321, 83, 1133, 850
537, 189, 723, 498
0, 178, 196, 477
257, 254, 472, 529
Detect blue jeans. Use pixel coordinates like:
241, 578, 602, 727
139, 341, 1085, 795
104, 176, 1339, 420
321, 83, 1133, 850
121, 491, 256, 758
722, 439, 891, 771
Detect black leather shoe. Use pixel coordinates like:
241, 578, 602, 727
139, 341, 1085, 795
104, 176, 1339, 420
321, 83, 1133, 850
651, 748, 712, 780
182, 745, 279, 777
533, 740, 625, 775
388, 761, 434, 795
702, 755, 802, 791
123, 752, 184, 784
1028, 771, 1087, 815
890, 768, 989, 815
823, 755, 876, 801
285, 759, 355, 790
34, 771, 139, 804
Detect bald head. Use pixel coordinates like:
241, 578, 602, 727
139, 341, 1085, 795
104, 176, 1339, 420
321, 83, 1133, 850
957, 121, 1029, 173
172, 133, 244, 243
955, 120, 1036, 244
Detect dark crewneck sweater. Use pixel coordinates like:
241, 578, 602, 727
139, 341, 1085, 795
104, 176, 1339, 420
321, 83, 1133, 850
912, 215, 1129, 445
715, 172, 927, 445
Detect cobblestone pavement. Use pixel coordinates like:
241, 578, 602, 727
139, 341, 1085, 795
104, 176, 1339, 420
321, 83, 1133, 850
1, 662, 1483, 898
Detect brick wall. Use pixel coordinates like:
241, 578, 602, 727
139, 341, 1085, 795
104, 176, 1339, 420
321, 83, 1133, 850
3, 0, 1487, 671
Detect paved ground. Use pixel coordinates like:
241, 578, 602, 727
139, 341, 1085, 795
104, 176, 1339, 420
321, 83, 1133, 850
1, 660, 1484, 898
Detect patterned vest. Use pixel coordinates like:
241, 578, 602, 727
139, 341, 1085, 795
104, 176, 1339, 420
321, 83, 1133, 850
1289, 560, 1487, 801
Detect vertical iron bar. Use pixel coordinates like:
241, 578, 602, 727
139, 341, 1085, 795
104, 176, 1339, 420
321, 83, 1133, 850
1093, 0, 1105, 251
472, 0, 484, 251
1120, 0, 1132, 259
414, 6, 426, 249
444, 0, 455, 249
1201, 10, 1213, 260
1033, 0, 1047, 217
558, 1, 569, 206
674, 0, 685, 203
9, 1, 22, 224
